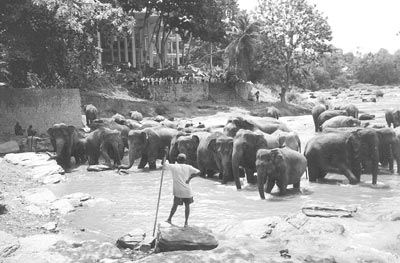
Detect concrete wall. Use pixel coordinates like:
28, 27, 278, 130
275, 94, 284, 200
0, 88, 82, 137
148, 83, 209, 102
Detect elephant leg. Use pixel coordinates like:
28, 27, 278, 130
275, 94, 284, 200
265, 178, 275, 193
138, 154, 148, 169
206, 170, 215, 178
338, 164, 358, 184
293, 181, 300, 189
307, 164, 320, 182
245, 168, 256, 184
276, 177, 288, 195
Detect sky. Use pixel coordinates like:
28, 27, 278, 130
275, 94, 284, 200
237, 0, 400, 54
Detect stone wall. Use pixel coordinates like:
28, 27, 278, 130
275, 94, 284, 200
0, 88, 82, 137
148, 83, 209, 102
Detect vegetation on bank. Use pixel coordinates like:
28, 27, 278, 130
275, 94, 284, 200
1, 0, 400, 105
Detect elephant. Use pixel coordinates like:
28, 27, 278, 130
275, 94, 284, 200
311, 104, 328, 132
85, 127, 125, 167
129, 111, 143, 121
334, 104, 359, 119
83, 104, 98, 127
204, 132, 234, 183
321, 116, 361, 130
256, 147, 307, 199
232, 129, 281, 189
89, 118, 130, 150
47, 123, 86, 171
317, 110, 348, 131
385, 109, 400, 128
112, 113, 127, 125
271, 130, 301, 152
265, 106, 280, 119
375, 127, 400, 173
223, 115, 290, 137
305, 128, 379, 185
170, 131, 210, 168
119, 127, 179, 170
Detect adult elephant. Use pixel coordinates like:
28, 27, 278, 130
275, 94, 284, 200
47, 123, 86, 171
204, 132, 234, 183
83, 104, 98, 127
256, 148, 307, 199
385, 109, 400, 128
119, 127, 179, 170
265, 106, 280, 119
311, 104, 328, 132
317, 110, 348, 132
232, 129, 281, 190
271, 130, 301, 152
334, 104, 359, 119
223, 115, 290, 137
171, 131, 210, 168
85, 127, 124, 167
305, 128, 379, 185
375, 127, 400, 173
321, 116, 361, 131
90, 118, 130, 150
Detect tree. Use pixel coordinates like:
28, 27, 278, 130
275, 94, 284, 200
0, 0, 134, 89
225, 12, 260, 81
255, 0, 332, 103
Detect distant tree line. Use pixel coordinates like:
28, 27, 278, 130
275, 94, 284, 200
1, 0, 400, 104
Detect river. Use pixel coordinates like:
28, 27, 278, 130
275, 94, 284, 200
47, 100, 400, 262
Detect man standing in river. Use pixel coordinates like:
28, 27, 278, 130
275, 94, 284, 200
164, 153, 200, 227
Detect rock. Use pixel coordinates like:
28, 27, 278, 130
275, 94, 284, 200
116, 229, 146, 250
0, 203, 6, 215
0, 140, 19, 154
63, 192, 92, 202
87, 164, 113, 172
153, 115, 165, 122
42, 222, 58, 232
0, 231, 20, 257
156, 223, 218, 252
359, 113, 375, 120
42, 174, 64, 184
302, 202, 357, 218
23, 188, 57, 206
51, 199, 75, 215
302, 255, 337, 262
25, 204, 50, 216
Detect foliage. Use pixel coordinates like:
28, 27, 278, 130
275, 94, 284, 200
354, 49, 400, 85
0, 0, 134, 89
225, 12, 260, 81
117, 0, 229, 69
255, 0, 332, 103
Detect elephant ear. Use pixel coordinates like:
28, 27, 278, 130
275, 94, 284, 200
207, 138, 217, 153
277, 134, 286, 148
47, 128, 54, 137
191, 135, 200, 147
140, 131, 149, 145
271, 149, 286, 174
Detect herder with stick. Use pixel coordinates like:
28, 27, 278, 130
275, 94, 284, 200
163, 153, 200, 227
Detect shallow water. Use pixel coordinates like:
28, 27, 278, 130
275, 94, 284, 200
48, 109, 400, 257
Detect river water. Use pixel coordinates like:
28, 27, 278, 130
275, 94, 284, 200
48, 99, 400, 262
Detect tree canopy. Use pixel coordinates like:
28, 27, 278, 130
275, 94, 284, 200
255, 0, 332, 103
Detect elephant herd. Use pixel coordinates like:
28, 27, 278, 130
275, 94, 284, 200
47, 103, 400, 200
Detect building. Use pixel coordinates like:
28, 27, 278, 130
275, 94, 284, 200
98, 12, 184, 69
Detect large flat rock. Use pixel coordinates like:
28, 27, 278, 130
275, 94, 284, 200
156, 223, 218, 252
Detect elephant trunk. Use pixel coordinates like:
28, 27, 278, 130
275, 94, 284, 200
257, 167, 266, 199
232, 151, 242, 190
221, 157, 233, 184
118, 145, 141, 170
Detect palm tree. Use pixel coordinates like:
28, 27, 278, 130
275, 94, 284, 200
225, 13, 260, 81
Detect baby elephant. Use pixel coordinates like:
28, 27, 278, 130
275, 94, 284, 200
256, 148, 307, 199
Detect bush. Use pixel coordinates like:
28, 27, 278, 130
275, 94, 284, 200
375, 90, 384, 97
286, 91, 301, 103
155, 104, 168, 115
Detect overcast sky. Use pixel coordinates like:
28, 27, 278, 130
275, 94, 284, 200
237, 0, 400, 54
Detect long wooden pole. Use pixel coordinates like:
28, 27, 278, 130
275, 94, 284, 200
152, 148, 168, 236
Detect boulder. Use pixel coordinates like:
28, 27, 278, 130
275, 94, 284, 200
0, 140, 19, 154
116, 228, 146, 250
129, 111, 143, 121
0, 231, 20, 257
359, 113, 375, 120
23, 188, 57, 206
156, 223, 218, 252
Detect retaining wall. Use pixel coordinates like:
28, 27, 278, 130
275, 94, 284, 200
148, 83, 209, 102
0, 88, 82, 137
